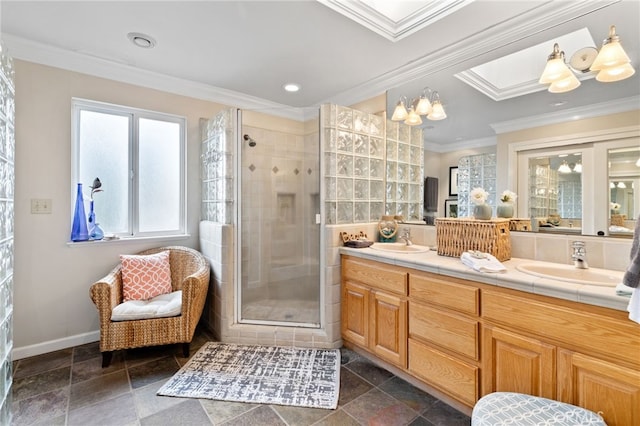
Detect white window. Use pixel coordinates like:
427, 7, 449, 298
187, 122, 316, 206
72, 99, 186, 238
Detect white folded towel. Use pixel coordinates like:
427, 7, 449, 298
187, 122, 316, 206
628, 288, 640, 325
460, 251, 507, 273
616, 283, 633, 296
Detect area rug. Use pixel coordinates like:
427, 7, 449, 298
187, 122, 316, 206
157, 342, 340, 409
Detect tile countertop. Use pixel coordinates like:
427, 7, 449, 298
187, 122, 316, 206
339, 246, 631, 312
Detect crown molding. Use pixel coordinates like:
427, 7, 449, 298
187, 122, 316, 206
424, 136, 497, 154
317, 0, 473, 42
490, 95, 640, 135
2, 0, 621, 120
1, 34, 309, 122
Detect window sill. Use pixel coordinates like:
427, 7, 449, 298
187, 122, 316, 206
66, 234, 191, 247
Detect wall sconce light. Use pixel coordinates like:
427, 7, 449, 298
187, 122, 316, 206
573, 161, 582, 173
558, 161, 572, 173
617, 181, 627, 189
391, 88, 447, 125
539, 25, 635, 93
590, 25, 636, 82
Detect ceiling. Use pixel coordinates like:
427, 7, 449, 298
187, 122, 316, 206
1, 1, 638, 151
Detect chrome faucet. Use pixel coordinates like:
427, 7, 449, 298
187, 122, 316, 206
399, 228, 413, 246
571, 241, 588, 269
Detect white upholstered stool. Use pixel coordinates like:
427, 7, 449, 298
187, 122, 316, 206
472, 392, 606, 425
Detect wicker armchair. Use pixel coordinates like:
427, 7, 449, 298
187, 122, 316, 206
90, 246, 210, 367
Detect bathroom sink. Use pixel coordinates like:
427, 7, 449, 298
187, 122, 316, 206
516, 263, 623, 287
370, 243, 430, 254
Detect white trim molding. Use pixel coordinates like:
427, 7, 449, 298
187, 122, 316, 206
492, 96, 640, 135
13, 330, 100, 360
1, 34, 310, 122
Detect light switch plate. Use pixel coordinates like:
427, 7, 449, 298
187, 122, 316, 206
31, 199, 52, 214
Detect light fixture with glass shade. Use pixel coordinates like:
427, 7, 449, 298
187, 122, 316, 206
404, 107, 422, 126
617, 181, 627, 189
539, 43, 573, 85
591, 25, 636, 82
391, 97, 408, 121
539, 25, 635, 92
573, 161, 582, 173
390, 88, 446, 125
558, 161, 572, 173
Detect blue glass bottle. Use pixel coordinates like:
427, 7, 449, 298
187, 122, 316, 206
71, 183, 89, 241
88, 200, 104, 240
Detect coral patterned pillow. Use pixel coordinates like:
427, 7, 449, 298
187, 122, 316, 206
120, 251, 172, 301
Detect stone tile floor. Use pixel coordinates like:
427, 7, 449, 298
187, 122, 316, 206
11, 327, 471, 425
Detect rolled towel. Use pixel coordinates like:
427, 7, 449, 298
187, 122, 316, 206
460, 251, 507, 273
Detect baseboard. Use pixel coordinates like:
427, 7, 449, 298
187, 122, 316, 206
12, 330, 100, 360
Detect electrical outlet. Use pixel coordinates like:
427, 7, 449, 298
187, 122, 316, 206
31, 199, 52, 214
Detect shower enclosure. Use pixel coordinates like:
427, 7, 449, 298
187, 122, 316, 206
237, 112, 321, 327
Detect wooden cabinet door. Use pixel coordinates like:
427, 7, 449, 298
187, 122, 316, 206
341, 281, 369, 347
558, 349, 640, 426
482, 326, 556, 399
370, 290, 407, 368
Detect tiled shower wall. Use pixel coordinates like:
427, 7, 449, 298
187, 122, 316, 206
240, 125, 319, 296
0, 44, 14, 424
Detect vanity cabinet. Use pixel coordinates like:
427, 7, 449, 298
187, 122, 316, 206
340, 254, 640, 423
482, 325, 556, 398
408, 271, 480, 406
481, 289, 640, 426
341, 256, 408, 368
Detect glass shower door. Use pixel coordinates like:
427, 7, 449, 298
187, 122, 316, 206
238, 115, 321, 327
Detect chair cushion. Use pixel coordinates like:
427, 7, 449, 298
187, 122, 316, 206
111, 290, 182, 321
472, 392, 606, 425
121, 250, 172, 301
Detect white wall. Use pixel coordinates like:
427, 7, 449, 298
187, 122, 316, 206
13, 60, 226, 358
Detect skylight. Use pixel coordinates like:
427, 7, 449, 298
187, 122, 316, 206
455, 28, 597, 101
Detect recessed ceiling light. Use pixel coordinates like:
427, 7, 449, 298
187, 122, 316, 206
283, 83, 301, 92
127, 32, 156, 49
551, 101, 567, 107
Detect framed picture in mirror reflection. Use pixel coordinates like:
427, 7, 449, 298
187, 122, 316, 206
445, 199, 458, 218
449, 166, 459, 196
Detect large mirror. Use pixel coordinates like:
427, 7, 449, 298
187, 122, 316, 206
385, 1, 638, 237
609, 146, 640, 236
528, 152, 582, 234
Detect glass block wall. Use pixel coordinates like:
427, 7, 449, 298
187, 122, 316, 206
386, 122, 424, 221
529, 164, 558, 218
322, 104, 423, 224
558, 174, 581, 219
200, 109, 236, 224
457, 153, 497, 218
0, 43, 14, 425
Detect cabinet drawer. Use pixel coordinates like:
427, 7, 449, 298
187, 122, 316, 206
409, 338, 478, 407
409, 302, 479, 360
482, 290, 640, 367
343, 256, 407, 296
409, 272, 479, 315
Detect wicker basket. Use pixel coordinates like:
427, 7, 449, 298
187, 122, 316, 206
611, 214, 626, 227
509, 218, 532, 232
436, 218, 511, 261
